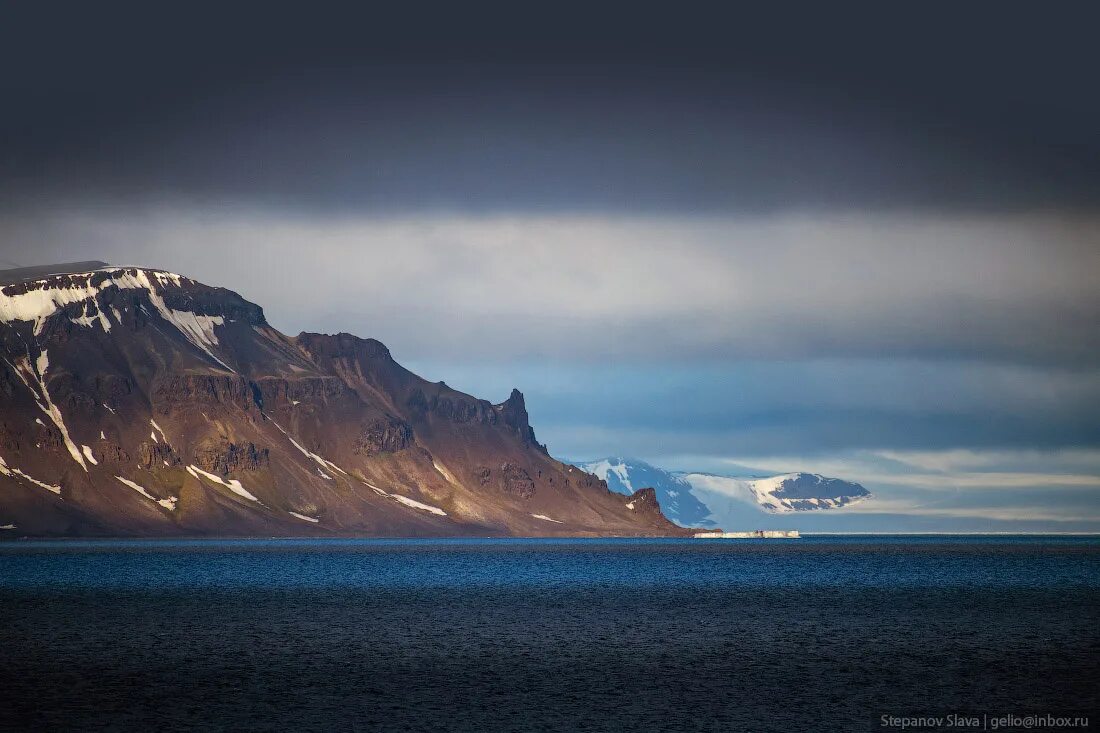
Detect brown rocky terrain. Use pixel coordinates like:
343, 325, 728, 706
0, 264, 695, 537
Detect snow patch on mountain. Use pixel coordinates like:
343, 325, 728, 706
186, 465, 261, 503
390, 494, 447, 516
115, 476, 177, 511
432, 459, 459, 486
584, 458, 635, 492
361, 480, 448, 517
70, 301, 112, 332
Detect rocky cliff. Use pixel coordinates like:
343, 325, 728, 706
0, 265, 692, 537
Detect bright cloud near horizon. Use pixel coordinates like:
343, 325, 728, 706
1, 5, 1097, 530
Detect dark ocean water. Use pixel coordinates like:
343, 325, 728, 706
0, 536, 1096, 732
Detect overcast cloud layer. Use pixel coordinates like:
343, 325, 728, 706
6, 209, 1097, 367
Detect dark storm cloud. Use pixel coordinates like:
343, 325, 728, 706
2, 3, 1099, 214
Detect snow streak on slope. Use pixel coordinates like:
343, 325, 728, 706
9, 351, 87, 471
0, 454, 62, 495
115, 476, 177, 510
432, 459, 459, 486
134, 270, 230, 370
390, 494, 447, 516
186, 465, 261, 503
269, 420, 347, 478
361, 480, 448, 517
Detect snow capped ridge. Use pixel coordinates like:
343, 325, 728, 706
0, 265, 245, 371
682, 470, 871, 514
0, 266, 193, 334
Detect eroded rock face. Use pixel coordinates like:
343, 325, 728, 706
407, 388, 500, 425
138, 442, 181, 469
353, 418, 413, 456
193, 440, 270, 475
501, 463, 536, 498
92, 441, 131, 465
256, 376, 347, 407
153, 375, 256, 410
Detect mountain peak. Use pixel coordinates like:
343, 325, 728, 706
499, 388, 526, 414
498, 388, 547, 454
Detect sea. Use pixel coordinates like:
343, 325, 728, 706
0, 536, 1096, 732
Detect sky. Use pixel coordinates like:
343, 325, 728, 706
2, 3, 1098, 530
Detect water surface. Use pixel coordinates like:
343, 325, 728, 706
1, 536, 1096, 731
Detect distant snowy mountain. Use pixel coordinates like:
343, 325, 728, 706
577, 457, 715, 526
681, 472, 870, 514
572, 458, 870, 528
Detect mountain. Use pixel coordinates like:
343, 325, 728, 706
573, 458, 870, 528
0, 264, 692, 538
681, 472, 870, 514
574, 457, 717, 526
